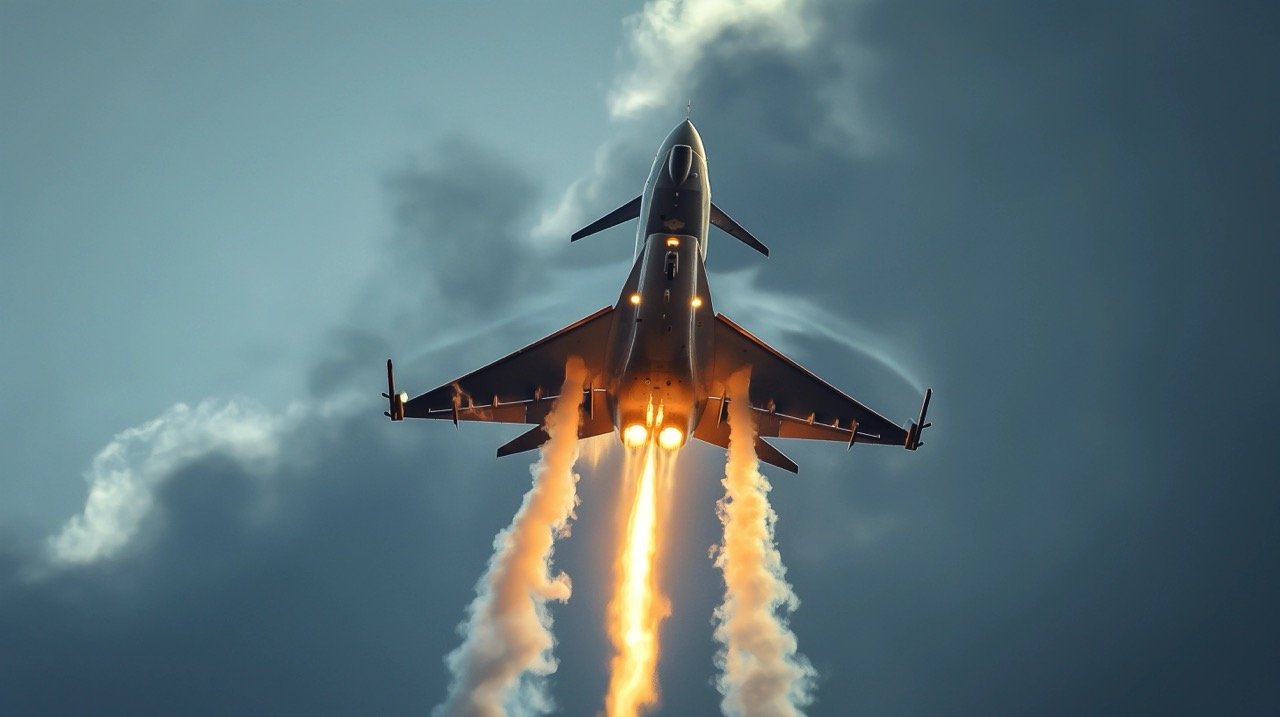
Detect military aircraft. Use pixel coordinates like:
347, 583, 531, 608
383, 120, 930, 472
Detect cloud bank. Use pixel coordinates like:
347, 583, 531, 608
48, 399, 296, 565
610, 0, 813, 119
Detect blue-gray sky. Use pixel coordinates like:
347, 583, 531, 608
3, 1, 1278, 715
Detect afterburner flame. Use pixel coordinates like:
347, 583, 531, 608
604, 414, 675, 716
623, 423, 649, 448
657, 426, 683, 451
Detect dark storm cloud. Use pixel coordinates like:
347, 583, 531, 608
307, 138, 548, 399
0, 132, 597, 714
531, 131, 657, 268
384, 139, 541, 310
306, 326, 391, 398
674, 1, 1280, 714
0, 412, 491, 715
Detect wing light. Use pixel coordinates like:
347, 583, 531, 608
630, 293, 642, 305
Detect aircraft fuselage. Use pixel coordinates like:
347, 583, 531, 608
604, 121, 714, 449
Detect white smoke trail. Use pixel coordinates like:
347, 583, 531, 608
712, 369, 816, 716
433, 358, 588, 717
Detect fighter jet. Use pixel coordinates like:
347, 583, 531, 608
382, 120, 930, 472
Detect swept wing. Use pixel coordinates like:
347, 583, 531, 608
702, 313, 916, 458
400, 307, 617, 454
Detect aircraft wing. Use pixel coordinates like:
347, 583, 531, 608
707, 313, 912, 449
402, 307, 616, 437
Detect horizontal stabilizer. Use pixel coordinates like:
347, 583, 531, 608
710, 202, 769, 256
402, 307, 614, 422
495, 389, 616, 457
571, 196, 642, 242
693, 403, 799, 473
755, 437, 798, 473
497, 425, 549, 457
708, 313, 911, 449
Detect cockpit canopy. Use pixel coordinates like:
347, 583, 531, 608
667, 144, 694, 186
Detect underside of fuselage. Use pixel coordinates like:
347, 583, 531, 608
605, 231, 709, 449
607, 120, 713, 450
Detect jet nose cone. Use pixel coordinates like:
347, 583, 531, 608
664, 119, 705, 156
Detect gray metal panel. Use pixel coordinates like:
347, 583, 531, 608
708, 313, 909, 448
403, 306, 615, 422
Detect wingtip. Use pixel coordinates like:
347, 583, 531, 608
905, 388, 933, 450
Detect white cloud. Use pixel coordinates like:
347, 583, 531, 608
529, 137, 645, 248
531, 164, 606, 246
609, 0, 814, 119
47, 399, 297, 566
533, 0, 851, 249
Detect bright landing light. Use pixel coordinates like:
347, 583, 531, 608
658, 426, 683, 450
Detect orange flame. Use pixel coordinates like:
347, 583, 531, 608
604, 438, 675, 716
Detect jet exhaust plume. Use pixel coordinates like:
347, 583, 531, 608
604, 423, 675, 716
579, 432, 617, 472
712, 369, 816, 716
433, 358, 588, 717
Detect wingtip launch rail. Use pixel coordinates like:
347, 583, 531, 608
383, 359, 405, 422
905, 388, 933, 451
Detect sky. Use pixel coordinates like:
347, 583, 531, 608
2, 0, 1278, 714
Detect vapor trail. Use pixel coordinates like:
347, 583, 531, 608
433, 358, 587, 717
713, 369, 816, 716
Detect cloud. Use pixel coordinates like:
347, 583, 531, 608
382, 138, 541, 314
530, 138, 651, 247
47, 399, 296, 566
0, 405, 480, 715
1, 126, 631, 713
533, 0, 882, 259
308, 138, 581, 401
609, 0, 814, 119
